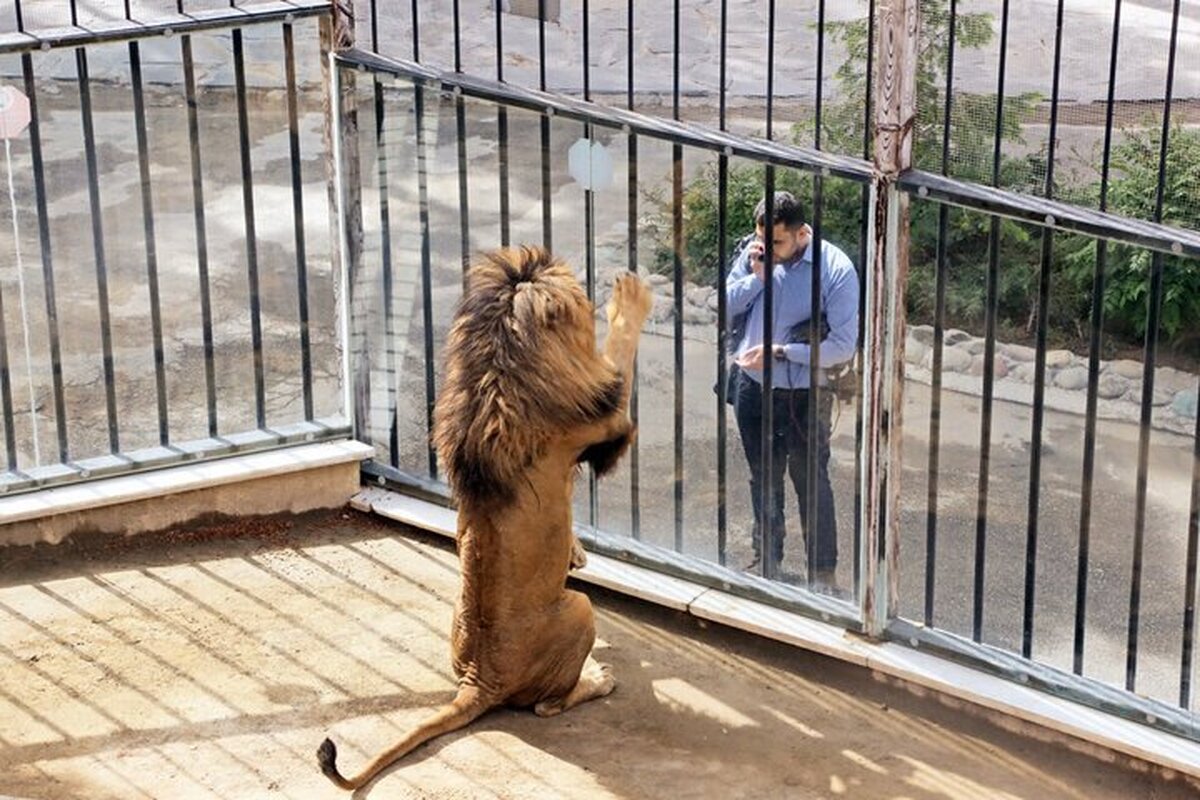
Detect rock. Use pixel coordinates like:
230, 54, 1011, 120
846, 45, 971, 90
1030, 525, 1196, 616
683, 305, 714, 325
1156, 366, 1197, 394
1045, 349, 1074, 369
1004, 343, 1037, 363
941, 347, 973, 373
706, 293, 720, 312
909, 324, 935, 346
1109, 358, 1144, 380
906, 341, 928, 367
1096, 373, 1129, 399
963, 337, 987, 355
1054, 366, 1090, 391
1151, 386, 1175, 407
1173, 390, 1198, 419
1010, 362, 1037, 384
647, 273, 671, 287
968, 355, 1009, 378
686, 285, 712, 307
650, 295, 674, 324
944, 328, 972, 346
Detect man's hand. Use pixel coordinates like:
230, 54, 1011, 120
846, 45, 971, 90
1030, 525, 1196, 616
747, 241, 767, 282
735, 344, 785, 371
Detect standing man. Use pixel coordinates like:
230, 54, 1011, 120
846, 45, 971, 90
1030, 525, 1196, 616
726, 191, 859, 591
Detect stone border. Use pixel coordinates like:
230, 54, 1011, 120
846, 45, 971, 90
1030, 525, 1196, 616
906, 325, 1199, 437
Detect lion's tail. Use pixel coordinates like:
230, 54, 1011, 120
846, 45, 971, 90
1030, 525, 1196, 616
317, 686, 492, 791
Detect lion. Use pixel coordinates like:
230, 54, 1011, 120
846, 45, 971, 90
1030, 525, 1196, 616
317, 246, 653, 791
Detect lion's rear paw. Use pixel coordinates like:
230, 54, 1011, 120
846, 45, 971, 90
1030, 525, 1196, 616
570, 537, 588, 570
533, 661, 616, 718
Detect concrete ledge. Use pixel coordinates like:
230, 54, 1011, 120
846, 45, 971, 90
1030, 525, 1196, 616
357, 486, 1200, 782
0, 440, 374, 548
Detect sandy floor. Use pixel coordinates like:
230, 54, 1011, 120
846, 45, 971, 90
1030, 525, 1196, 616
0, 509, 1191, 799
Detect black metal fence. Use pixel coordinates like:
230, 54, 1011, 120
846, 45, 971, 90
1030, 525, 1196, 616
0, 2, 346, 493
336, 0, 1200, 743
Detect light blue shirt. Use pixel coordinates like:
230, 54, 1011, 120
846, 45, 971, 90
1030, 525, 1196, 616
726, 238, 860, 389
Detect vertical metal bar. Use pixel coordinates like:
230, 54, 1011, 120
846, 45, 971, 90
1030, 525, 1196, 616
284, 24, 314, 421
408, 0, 416, 59
972, 0, 1011, 643
808, 0, 828, 584
180, 36, 218, 437
375, 78, 397, 465
924, 0, 956, 629
1130, 0, 1182, 692
760, 0, 777, 580
370, 0, 378, 52
454, 0, 471, 279
0, 268, 14, 470
716, 0, 729, 565
815, 0, 825, 149
583, 0, 599, 529
766, 0, 775, 142
807, 0, 828, 585
808, 176, 823, 589
14, 0, 23, 32
922, 195, 949, 622
1080, 1, 1123, 671
232, 29, 266, 430
627, 0, 641, 541
456, 94, 471, 280
855, 0, 876, 597
76, 48, 120, 453
129, 41, 170, 447
760, 171, 776, 579
495, 0, 510, 247
453, 0, 461, 70
539, 0, 551, 251
1022, 0, 1066, 659
22, 54, 67, 462
1183, 380, 1200, 706
415, 84, 438, 478
1075, 0, 1121, 676
672, 0, 684, 553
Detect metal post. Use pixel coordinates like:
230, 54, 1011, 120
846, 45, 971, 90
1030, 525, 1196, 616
322, 2, 366, 437
863, 0, 918, 637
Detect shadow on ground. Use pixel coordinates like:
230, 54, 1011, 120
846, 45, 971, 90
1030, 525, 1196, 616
0, 509, 1191, 799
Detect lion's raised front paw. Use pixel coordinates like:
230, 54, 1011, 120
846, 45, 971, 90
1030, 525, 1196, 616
607, 273, 653, 326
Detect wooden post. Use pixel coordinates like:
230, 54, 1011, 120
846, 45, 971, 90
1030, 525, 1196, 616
321, 1, 369, 439
863, 0, 918, 637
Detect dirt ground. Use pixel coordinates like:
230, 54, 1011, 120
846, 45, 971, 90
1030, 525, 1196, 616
0, 508, 1192, 800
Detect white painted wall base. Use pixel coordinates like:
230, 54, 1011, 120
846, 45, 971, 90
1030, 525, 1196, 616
0, 440, 375, 547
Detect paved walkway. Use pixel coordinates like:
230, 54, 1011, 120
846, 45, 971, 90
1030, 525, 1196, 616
1, 509, 1193, 798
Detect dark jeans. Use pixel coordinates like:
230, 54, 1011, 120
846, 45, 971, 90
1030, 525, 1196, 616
732, 368, 838, 572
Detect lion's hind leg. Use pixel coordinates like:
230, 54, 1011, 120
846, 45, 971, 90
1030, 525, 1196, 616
533, 655, 616, 718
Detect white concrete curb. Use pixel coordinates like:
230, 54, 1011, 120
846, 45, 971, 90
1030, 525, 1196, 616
0, 440, 375, 527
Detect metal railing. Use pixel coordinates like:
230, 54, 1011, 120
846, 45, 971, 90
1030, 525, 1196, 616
0, 2, 347, 494
333, 0, 1200, 745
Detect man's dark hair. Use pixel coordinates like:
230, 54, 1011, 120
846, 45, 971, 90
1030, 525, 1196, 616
754, 191, 806, 230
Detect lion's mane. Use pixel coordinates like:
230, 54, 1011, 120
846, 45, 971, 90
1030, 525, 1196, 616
432, 247, 630, 511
